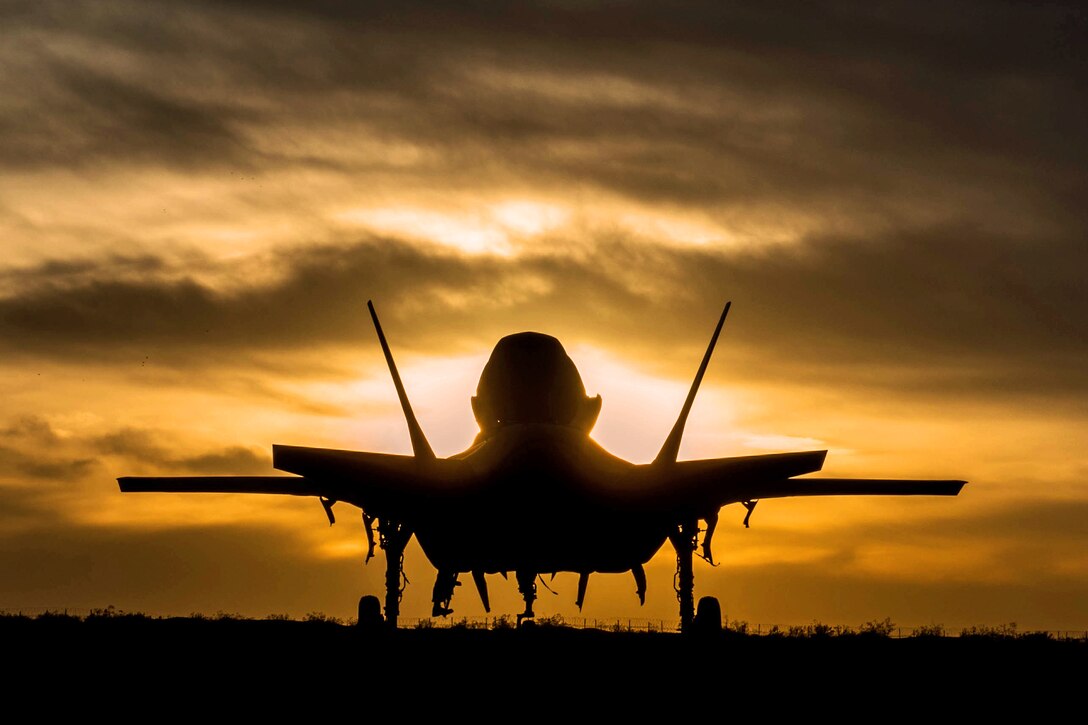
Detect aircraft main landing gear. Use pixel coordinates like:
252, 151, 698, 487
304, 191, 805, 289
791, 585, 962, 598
378, 519, 411, 629
669, 519, 698, 633
431, 569, 460, 617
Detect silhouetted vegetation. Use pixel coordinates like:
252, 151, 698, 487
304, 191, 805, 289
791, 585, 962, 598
304, 611, 344, 625
4, 603, 1081, 701
2, 610, 1082, 642
912, 623, 946, 638
3, 608, 1082, 703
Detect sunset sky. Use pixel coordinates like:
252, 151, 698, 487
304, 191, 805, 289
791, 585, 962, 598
2, 1, 1086, 630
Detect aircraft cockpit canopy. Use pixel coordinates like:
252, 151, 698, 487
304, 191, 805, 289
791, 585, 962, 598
472, 332, 601, 436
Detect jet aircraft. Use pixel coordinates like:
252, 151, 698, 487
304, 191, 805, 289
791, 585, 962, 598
119, 302, 965, 631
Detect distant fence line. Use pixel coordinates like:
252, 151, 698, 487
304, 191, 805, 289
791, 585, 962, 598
4, 607, 1086, 640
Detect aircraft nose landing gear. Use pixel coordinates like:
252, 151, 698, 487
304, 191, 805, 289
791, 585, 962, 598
515, 570, 537, 625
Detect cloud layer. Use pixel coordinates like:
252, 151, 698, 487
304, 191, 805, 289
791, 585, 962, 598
2, 230, 1085, 401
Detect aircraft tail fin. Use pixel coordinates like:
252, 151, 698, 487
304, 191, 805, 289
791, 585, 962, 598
654, 301, 730, 465
368, 300, 435, 461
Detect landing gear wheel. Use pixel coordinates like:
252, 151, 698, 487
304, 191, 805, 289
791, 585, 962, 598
357, 595, 384, 633
692, 596, 722, 635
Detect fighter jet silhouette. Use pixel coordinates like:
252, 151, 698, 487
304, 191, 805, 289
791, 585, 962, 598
119, 301, 965, 630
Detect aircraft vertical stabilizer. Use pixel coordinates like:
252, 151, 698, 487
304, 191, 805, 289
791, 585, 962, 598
368, 300, 435, 461
654, 301, 730, 465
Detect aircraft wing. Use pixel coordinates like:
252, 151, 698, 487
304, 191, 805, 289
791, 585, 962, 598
118, 444, 472, 520
119, 476, 319, 496
732, 477, 966, 501
625, 450, 825, 513
628, 450, 963, 515
117, 302, 473, 521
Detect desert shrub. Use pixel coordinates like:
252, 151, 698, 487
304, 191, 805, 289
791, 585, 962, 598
35, 611, 81, 623
859, 617, 895, 638
912, 624, 945, 638
214, 610, 243, 621
961, 622, 1018, 639
725, 619, 750, 636
1018, 630, 1054, 641
87, 606, 149, 622
788, 621, 853, 638
304, 611, 342, 625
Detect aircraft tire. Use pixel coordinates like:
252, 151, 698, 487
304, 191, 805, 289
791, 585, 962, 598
693, 596, 722, 634
357, 595, 384, 632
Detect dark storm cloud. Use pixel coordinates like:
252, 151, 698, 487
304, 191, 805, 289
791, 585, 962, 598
0, 418, 97, 482
0, 63, 248, 171
0, 445, 98, 483
174, 448, 270, 474
93, 428, 270, 473
0, 417, 271, 486
2, 416, 61, 444
2, 1, 1084, 222
0, 0, 1083, 395
1, 227, 1085, 398
93, 428, 172, 462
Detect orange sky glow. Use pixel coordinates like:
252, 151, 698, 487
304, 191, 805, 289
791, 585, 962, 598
1, 2, 1086, 630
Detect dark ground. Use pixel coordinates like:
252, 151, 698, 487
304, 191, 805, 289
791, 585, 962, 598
3, 615, 1083, 714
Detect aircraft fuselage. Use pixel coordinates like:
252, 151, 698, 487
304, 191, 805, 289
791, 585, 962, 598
402, 424, 670, 574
